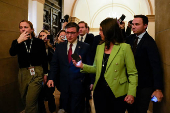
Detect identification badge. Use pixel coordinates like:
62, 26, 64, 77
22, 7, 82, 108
28, 67, 35, 75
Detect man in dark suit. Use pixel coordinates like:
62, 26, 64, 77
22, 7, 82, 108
47, 22, 90, 113
78, 21, 95, 113
126, 15, 163, 113
78, 21, 94, 47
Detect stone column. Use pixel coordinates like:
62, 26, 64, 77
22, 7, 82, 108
154, 0, 170, 113
28, 0, 45, 36
146, 15, 155, 39
0, 0, 28, 112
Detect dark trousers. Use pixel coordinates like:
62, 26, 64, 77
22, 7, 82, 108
60, 92, 85, 113
38, 84, 56, 113
93, 84, 126, 113
127, 87, 153, 113
84, 81, 92, 113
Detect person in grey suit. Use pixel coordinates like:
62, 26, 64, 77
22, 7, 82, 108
47, 22, 91, 113
126, 15, 163, 113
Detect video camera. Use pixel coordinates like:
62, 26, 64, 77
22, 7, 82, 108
60, 15, 69, 23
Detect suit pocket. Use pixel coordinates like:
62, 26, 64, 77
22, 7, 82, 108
119, 77, 127, 84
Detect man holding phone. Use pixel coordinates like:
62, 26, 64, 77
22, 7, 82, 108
47, 22, 90, 113
126, 15, 163, 113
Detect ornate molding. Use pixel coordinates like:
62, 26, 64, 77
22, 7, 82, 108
69, 17, 80, 24
90, 28, 99, 32
32, 0, 45, 4
146, 15, 155, 22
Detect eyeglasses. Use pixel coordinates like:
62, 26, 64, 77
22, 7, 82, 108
66, 32, 77, 35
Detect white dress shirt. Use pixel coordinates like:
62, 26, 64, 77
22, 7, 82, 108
79, 33, 87, 42
137, 31, 146, 44
67, 39, 78, 54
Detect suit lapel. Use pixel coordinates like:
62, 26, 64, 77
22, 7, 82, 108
97, 44, 105, 75
74, 41, 81, 54
62, 42, 69, 65
135, 32, 148, 56
84, 34, 88, 43
105, 44, 121, 72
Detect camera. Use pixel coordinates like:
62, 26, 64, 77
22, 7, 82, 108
129, 20, 133, 24
118, 14, 126, 24
60, 15, 69, 23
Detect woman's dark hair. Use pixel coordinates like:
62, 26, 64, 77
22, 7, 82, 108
55, 30, 66, 42
56, 29, 66, 37
100, 18, 124, 49
19, 20, 35, 37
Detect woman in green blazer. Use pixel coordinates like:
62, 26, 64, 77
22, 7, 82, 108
73, 18, 138, 113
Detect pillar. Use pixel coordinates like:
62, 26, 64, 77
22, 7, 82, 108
154, 0, 170, 112
28, 0, 45, 35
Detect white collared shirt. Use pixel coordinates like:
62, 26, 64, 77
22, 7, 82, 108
137, 31, 146, 44
79, 33, 87, 42
67, 39, 78, 54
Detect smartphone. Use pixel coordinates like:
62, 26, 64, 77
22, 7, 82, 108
61, 35, 67, 40
118, 14, 126, 24
151, 96, 158, 102
47, 35, 54, 43
71, 53, 81, 62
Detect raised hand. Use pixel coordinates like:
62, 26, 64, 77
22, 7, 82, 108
17, 31, 30, 43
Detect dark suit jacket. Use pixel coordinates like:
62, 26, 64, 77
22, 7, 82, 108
78, 33, 94, 48
49, 41, 91, 94
126, 32, 163, 90
78, 34, 95, 84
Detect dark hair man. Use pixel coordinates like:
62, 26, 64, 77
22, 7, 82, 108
126, 15, 163, 113
47, 22, 91, 113
78, 21, 95, 113
78, 21, 94, 47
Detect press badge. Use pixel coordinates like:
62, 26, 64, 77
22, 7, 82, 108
28, 67, 35, 75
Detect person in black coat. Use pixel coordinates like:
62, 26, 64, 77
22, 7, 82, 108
38, 30, 56, 113
47, 22, 91, 113
78, 21, 95, 113
126, 15, 163, 113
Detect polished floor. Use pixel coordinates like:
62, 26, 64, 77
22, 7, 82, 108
43, 88, 152, 113
44, 88, 96, 113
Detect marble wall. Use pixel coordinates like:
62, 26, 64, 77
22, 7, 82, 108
154, 0, 170, 112
0, 0, 28, 112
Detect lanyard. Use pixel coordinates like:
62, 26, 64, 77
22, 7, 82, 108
24, 38, 33, 53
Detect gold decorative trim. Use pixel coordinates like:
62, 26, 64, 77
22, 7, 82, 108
69, 17, 80, 24
90, 3, 135, 28
32, 0, 45, 4
70, 0, 77, 16
148, 0, 153, 15
90, 28, 99, 32
146, 15, 155, 22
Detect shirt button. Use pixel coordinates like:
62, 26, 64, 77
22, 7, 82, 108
114, 78, 117, 80
115, 70, 117, 72
116, 63, 118, 65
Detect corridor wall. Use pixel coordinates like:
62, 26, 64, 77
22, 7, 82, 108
0, 0, 28, 112
154, 0, 170, 112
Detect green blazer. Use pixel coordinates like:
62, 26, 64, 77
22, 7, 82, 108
82, 43, 138, 98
